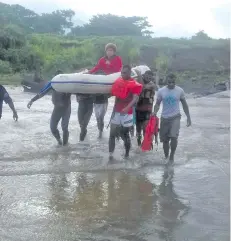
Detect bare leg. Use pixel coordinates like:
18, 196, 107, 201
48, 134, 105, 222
94, 103, 108, 138
163, 138, 170, 159
50, 107, 63, 145
136, 121, 142, 146
120, 126, 131, 158
78, 99, 93, 141
109, 124, 119, 157
61, 105, 71, 145
169, 137, 178, 162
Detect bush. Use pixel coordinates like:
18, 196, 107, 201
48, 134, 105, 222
0, 60, 12, 74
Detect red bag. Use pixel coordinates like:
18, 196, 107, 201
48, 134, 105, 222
141, 116, 159, 152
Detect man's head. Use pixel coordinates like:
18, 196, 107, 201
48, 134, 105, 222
143, 70, 154, 84
105, 43, 117, 58
121, 65, 132, 80
166, 73, 176, 89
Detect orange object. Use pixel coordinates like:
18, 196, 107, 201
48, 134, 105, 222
111, 77, 142, 99
141, 115, 159, 152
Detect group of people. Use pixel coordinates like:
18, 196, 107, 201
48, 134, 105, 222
0, 43, 191, 162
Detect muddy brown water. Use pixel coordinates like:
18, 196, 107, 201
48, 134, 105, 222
0, 87, 230, 241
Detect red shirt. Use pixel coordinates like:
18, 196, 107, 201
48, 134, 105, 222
89, 55, 122, 74
113, 78, 143, 114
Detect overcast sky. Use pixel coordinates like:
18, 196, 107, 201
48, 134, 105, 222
2, 0, 230, 38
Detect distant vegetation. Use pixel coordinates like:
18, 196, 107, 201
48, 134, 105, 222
0, 1, 229, 88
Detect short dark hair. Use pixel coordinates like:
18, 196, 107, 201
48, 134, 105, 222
122, 65, 132, 71
166, 73, 176, 80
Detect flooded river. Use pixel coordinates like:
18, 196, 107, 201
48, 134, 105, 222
0, 87, 230, 241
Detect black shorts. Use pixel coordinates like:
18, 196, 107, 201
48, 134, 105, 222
136, 110, 151, 123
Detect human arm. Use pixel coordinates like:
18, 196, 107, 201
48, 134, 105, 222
88, 58, 103, 74
8, 100, 18, 121
121, 80, 143, 113
152, 90, 162, 115
133, 69, 143, 84
180, 91, 191, 127
121, 94, 139, 113
27, 86, 51, 109
1, 86, 18, 121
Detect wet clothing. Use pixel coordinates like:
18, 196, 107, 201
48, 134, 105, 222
49, 91, 71, 144
136, 82, 155, 125
0, 85, 12, 118
111, 112, 134, 127
109, 125, 131, 157
112, 77, 142, 114
136, 86, 155, 112
94, 102, 108, 132
31, 87, 71, 144
136, 110, 151, 123
159, 114, 181, 142
156, 86, 185, 118
135, 82, 156, 146
51, 92, 71, 107
157, 85, 185, 142
89, 55, 122, 75
50, 105, 71, 145
32, 87, 71, 108
77, 96, 94, 139
109, 77, 142, 156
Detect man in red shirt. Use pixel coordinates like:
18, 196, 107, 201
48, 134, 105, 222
88, 43, 122, 138
109, 65, 142, 159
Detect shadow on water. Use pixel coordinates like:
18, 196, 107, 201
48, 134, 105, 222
46, 156, 189, 241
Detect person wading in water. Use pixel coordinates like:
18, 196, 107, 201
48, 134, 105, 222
0, 85, 18, 121
88, 43, 122, 138
152, 73, 191, 162
109, 65, 142, 159
136, 70, 158, 146
76, 93, 94, 142
27, 70, 71, 146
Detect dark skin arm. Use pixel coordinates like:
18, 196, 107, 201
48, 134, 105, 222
8, 100, 18, 121
134, 69, 143, 84
153, 97, 191, 127
27, 88, 51, 109
121, 94, 139, 113
153, 99, 161, 115
0, 86, 18, 121
180, 98, 191, 126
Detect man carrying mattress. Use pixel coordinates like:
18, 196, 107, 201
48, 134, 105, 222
88, 43, 123, 138
27, 70, 71, 146
109, 65, 142, 159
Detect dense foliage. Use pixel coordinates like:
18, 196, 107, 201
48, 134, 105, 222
0, 2, 229, 84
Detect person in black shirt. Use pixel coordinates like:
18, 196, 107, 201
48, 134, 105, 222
27, 70, 71, 146
0, 85, 18, 121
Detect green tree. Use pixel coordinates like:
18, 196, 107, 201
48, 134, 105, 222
35, 10, 75, 34
70, 14, 153, 37
191, 30, 211, 40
